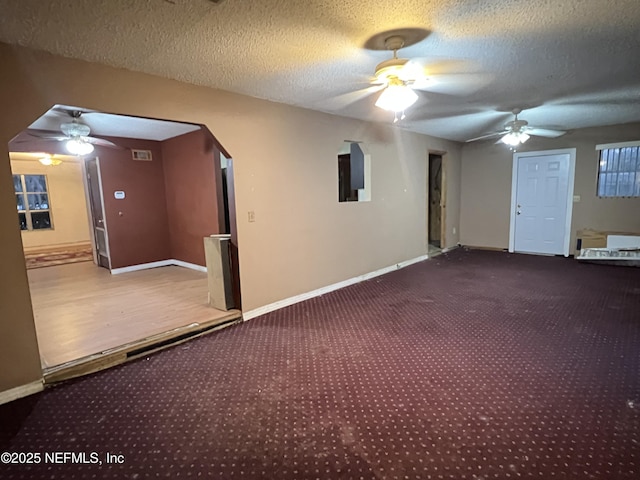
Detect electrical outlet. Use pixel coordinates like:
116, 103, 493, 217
453, 227, 457, 235
248, 211, 255, 223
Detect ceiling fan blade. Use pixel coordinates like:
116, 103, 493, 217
411, 73, 493, 96
321, 84, 385, 110
400, 57, 492, 96
52, 105, 96, 117
25, 128, 120, 149
466, 131, 508, 142
26, 129, 67, 141
404, 57, 475, 75
526, 127, 566, 138
397, 60, 428, 83
85, 136, 120, 148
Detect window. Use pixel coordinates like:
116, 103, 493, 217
13, 174, 53, 230
597, 144, 640, 197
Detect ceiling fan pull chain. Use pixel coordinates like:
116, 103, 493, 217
392, 110, 408, 123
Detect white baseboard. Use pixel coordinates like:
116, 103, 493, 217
111, 260, 173, 274
111, 259, 206, 275
0, 379, 44, 406
242, 254, 429, 321
442, 245, 459, 253
171, 259, 207, 273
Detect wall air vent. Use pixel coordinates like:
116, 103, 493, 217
131, 149, 152, 161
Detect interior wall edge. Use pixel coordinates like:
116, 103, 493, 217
0, 148, 44, 394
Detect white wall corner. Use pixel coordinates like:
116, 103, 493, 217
111, 259, 206, 275
171, 259, 207, 273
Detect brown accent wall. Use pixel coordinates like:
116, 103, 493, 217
97, 137, 171, 269
162, 129, 223, 266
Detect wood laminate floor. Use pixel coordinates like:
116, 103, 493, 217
28, 262, 238, 369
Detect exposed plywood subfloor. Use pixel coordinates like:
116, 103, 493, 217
28, 262, 239, 369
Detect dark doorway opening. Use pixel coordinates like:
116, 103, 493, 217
428, 153, 443, 251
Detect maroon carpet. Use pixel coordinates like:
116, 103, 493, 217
1, 249, 639, 479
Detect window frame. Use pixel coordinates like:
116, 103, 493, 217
595, 141, 640, 198
14, 174, 54, 231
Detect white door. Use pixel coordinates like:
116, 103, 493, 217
509, 149, 575, 256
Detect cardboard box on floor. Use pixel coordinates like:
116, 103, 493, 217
575, 228, 640, 256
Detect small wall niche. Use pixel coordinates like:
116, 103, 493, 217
338, 141, 371, 202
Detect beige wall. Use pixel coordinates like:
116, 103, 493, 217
10, 157, 91, 249
0, 42, 462, 395
460, 122, 640, 250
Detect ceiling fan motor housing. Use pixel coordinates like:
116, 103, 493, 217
374, 58, 409, 82
506, 119, 529, 132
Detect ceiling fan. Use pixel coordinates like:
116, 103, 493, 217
466, 108, 566, 146
326, 33, 490, 122
369, 35, 424, 121
26, 108, 119, 155
37, 154, 66, 166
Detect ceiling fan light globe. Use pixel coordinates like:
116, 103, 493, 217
501, 132, 520, 146
375, 84, 418, 113
66, 138, 94, 155
501, 131, 530, 146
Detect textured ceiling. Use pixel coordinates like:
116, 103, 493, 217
1, 0, 640, 142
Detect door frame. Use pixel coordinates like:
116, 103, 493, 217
508, 148, 576, 257
82, 156, 112, 269
427, 150, 447, 250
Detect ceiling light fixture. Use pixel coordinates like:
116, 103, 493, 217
501, 131, 530, 146
66, 137, 95, 155
372, 35, 422, 123
38, 154, 62, 166
375, 78, 418, 122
